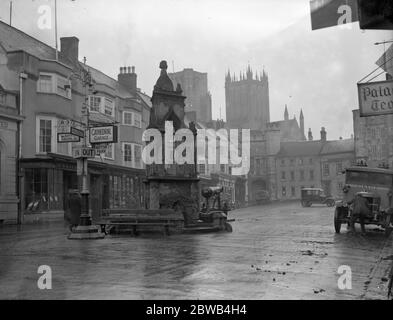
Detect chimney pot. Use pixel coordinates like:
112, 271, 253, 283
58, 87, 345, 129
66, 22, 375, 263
308, 128, 313, 141
118, 65, 137, 94
320, 127, 327, 142
131, 66, 135, 73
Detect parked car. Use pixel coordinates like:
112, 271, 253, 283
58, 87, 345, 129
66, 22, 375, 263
300, 188, 335, 207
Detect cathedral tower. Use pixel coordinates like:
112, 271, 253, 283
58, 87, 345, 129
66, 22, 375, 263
225, 65, 270, 130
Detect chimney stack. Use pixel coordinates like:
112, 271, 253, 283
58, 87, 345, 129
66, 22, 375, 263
118, 65, 137, 95
60, 37, 79, 63
320, 127, 327, 142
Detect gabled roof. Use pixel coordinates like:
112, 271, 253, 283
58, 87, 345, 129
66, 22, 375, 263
320, 139, 354, 155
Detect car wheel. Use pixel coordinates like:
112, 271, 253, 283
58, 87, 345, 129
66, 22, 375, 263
334, 208, 342, 233
224, 222, 233, 232
307, 202, 312, 207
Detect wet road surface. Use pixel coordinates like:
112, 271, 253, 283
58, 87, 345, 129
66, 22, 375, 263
0, 202, 392, 299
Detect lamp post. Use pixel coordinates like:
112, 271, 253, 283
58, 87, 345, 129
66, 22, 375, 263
67, 57, 104, 239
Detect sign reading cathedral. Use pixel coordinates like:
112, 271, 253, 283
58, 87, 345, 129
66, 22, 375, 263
358, 80, 393, 117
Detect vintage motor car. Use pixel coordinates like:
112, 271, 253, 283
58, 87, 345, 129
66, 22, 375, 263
300, 188, 335, 207
334, 165, 393, 237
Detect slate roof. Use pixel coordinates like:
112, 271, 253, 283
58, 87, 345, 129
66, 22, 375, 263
320, 139, 354, 155
276, 140, 324, 157
0, 20, 73, 66
0, 20, 152, 107
277, 138, 355, 157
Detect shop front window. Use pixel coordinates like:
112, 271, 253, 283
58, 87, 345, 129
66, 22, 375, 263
24, 168, 63, 212
25, 168, 49, 211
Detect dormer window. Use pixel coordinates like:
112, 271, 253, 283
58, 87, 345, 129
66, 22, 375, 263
88, 95, 115, 117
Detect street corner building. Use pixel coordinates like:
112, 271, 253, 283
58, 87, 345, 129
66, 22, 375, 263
0, 21, 151, 224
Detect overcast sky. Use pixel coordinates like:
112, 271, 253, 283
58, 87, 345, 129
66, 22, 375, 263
0, 0, 392, 140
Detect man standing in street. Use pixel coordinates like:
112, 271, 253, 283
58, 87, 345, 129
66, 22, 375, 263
348, 193, 371, 235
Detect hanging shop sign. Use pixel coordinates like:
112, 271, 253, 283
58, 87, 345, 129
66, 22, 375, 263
89, 125, 118, 144
93, 143, 109, 155
358, 80, 393, 117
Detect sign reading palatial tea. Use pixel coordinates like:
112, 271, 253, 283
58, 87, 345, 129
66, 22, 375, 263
358, 80, 393, 117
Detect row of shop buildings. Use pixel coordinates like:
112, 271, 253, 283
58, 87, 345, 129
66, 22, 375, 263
0, 20, 156, 223
0, 21, 242, 223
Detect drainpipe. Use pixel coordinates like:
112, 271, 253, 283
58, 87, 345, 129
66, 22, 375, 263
17, 72, 27, 224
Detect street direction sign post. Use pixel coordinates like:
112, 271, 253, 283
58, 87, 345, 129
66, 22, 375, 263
73, 147, 96, 159
70, 126, 85, 138
358, 80, 393, 117
57, 133, 81, 143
